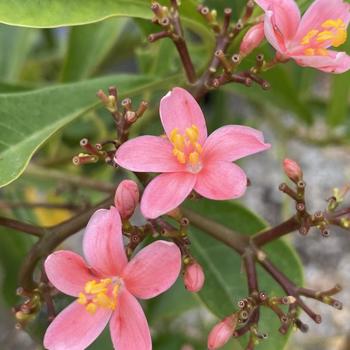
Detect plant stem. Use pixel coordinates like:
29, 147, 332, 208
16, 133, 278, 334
0, 217, 45, 238
26, 164, 115, 193
252, 216, 300, 246
243, 249, 258, 293
170, 0, 197, 83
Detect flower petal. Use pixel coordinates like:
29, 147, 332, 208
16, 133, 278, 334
141, 172, 196, 219
160, 87, 207, 145
45, 251, 95, 297
83, 207, 127, 276
202, 125, 271, 162
123, 241, 181, 299
255, 0, 300, 40
292, 51, 350, 73
295, 0, 350, 43
194, 161, 247, 200
114, 136, 184, 173
109, 289, 151, 350
263, 10, 288, 53
44, 301, 111, 350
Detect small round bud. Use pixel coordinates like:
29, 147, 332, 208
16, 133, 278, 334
239, 23, 265, 57
207, 314, 238, 350
183, 261, 205, 293
283, 158, 303, 183
114, 180, 140, 219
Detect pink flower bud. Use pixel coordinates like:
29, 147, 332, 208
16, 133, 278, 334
114, 180, 140, 219
184, 261, 205, 292
239, 23, 265, 57
207, 315, 238, 350
283, 158, 303, 183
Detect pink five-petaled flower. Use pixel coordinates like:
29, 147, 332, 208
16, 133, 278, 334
115, 87, 270, 219
255, 0, 350, 73
43, 206, 181, 350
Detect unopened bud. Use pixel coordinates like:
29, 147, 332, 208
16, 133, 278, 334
184, 261, 205, 292
114, 180, 140, 219
239, 23, 265, 57
208, 314, 238, 350
283, 158, 303, 183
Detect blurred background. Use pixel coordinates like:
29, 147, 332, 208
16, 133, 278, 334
0, 0, 349, 349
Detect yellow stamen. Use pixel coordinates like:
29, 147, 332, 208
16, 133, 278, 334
301, 29, 318, 45
173, 149, 186, 164
189, 152, 200, 166
301, 19, 347, 51
185, 125, 199, 143
78, 278, 119, 314
77, 292, 87, 305
86, 303, 97, 314
317, 48, 328, 56
304, 48, 315, 56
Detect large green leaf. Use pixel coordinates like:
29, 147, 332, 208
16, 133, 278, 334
0, 0, 210, 38
185, 199, 304, 350
0, 73, 181, 188
60, 18, 129, 82
0, 1, 151, 27
0, 24, 38, 82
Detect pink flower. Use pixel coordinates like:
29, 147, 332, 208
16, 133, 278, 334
115, 87, 270, 219
114, 180, 140, 219
43, 206, 181, 350
207, 315, 238, 350
255, 0, 350, 73
183, 261, 205, 292
283, 158, 303, 183
239, 22, 265, 57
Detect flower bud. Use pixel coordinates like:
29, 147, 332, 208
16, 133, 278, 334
239, 23, 265, 57
207, 314, 238, 350
184, 261, 205, 292
283, 158, 303, 183
114, 180, 140, 219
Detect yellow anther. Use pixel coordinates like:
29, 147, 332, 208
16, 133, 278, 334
185, 125, 199, 144
86, 303, 97, 314
301, 29, 318, 45
94, 292, 115, 309
304, 48, 315, 56
85, 279, 111, 294
77, 293, 87, 305
170, 128, 179, 141
317, 48, 328, 56
173, 149, 186, 164
332, 29, 347, 47
194, 142, 202, 153
316, 30, 334, 42
322, 19, 345, 29
189, 152, 200, 166
172, 134, 185, 151
113, 285, 119, 298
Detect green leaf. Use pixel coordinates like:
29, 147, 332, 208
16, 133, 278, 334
0, 24, 38, 82
0, 1, 151, 27
0, 228, 33, 305
0, 0, 210, 37
185, 199, 304, 350
61, 18, 129, 82
326, 36, 350, 127
0, 73, 181, 189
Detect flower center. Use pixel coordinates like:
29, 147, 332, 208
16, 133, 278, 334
300, 18, 347, 56
77, 278, 119, 314
170, 124, 203, 173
